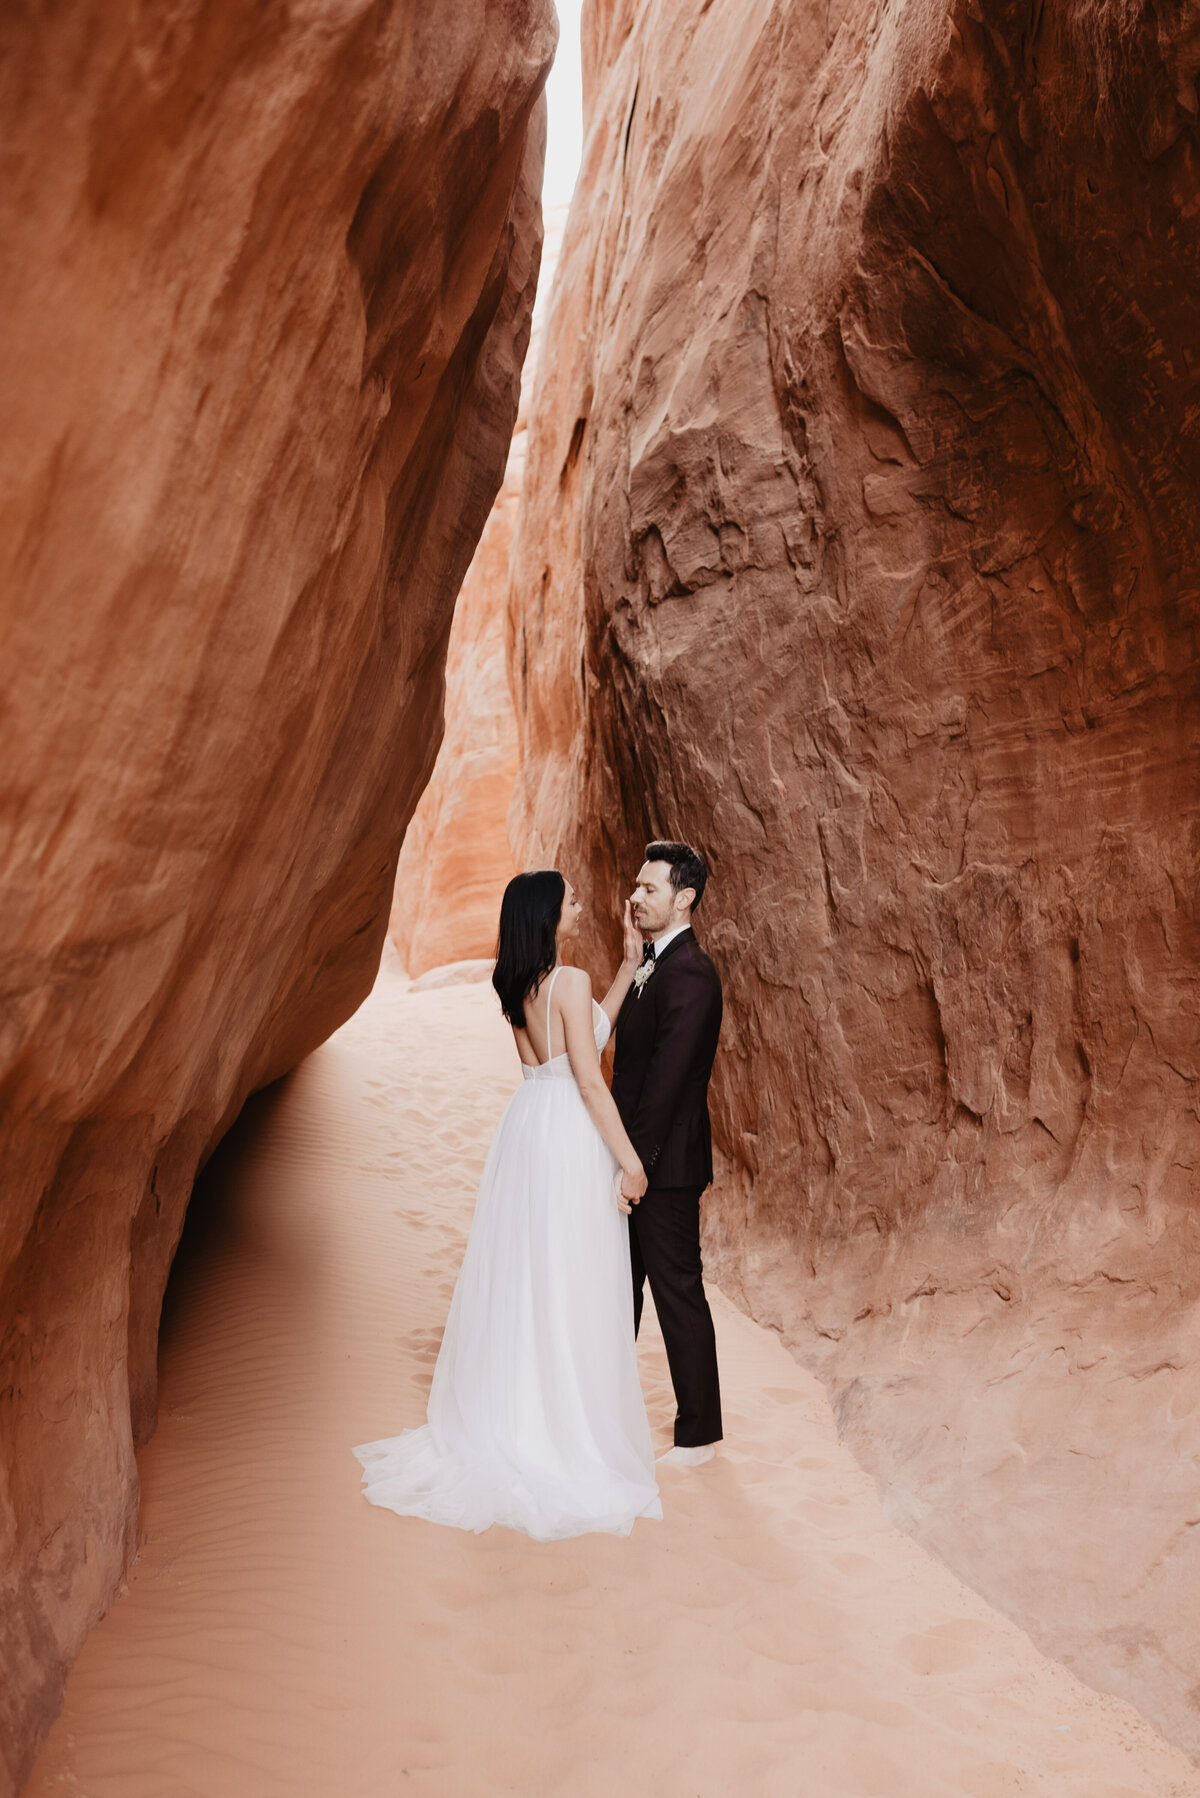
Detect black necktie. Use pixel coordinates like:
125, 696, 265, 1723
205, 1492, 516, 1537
641, 940, 655, 965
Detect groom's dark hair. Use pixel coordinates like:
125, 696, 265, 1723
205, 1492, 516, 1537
645, 840, 708, 911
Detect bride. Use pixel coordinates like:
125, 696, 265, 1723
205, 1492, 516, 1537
353, 870, 663, 1540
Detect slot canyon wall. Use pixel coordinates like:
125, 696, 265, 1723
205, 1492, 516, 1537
387, 476, 521, 976
0, 3, 552, 1789
509, 0, 1200, 1754
389, 207, 566, 977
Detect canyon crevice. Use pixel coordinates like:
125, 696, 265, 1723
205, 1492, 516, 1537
509, 0, 1200, 1753
389, 208, 566, 978
0, 4, 551, 1789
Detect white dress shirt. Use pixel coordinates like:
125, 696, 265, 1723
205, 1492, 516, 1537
651, 922, 690, 958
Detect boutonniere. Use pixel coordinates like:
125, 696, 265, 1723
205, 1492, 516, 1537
633, 959, 656, 998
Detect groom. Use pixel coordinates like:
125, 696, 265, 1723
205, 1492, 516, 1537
613, 841, 723, 1468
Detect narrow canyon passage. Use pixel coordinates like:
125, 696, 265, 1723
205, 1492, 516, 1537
27, 971, 1198, 1798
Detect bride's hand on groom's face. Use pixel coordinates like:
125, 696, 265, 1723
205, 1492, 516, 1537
622, 899, 644, 969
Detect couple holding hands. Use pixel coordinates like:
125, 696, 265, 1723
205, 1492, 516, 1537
355, 841, 723, 1540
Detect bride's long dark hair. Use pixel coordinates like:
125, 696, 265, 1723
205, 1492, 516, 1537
492, 869, 565, 1026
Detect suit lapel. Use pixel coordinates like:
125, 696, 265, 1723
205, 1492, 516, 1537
652, 926, 695, 972
617, 929, 696, 1044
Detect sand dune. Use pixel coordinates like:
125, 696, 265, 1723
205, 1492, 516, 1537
26, 969, 1199, 1797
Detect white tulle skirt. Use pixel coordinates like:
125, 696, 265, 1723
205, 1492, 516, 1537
353, 1059, 662, 1541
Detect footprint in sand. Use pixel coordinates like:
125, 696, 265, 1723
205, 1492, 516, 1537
399, 1325, 445, 1366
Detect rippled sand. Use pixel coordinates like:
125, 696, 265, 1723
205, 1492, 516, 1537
27, 969, 1200, 1797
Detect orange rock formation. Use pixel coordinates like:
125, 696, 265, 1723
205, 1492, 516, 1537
387, 499, 520, 976
0, 4, 552, 1787
509, 0, 1200, 1754
389, 209, 567, 977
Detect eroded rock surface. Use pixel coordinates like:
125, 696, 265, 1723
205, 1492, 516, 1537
0, 3, 551, 1787
510, 0, 1200, 1752
388, 495, 521, 976
389, 208, 567, 977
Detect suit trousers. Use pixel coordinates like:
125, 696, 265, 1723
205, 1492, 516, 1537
629, 1182, 723, 1447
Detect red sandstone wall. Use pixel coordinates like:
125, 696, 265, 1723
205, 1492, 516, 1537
389, 208, 567, 978
509, 0, 1200, 1752
0, 4, 552, 1788
388, 485, 521, 977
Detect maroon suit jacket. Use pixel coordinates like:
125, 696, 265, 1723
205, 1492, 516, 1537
611, 927, 723, 1189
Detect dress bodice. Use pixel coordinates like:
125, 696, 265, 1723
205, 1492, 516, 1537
593, 1000, 612, 1055
522, 993, 610, 1081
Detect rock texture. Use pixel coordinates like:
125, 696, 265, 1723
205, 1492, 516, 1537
389, 208, 566, 977
0, 3, 552, 1788
509, 0, 1200, 1755
388, 499, 520, 976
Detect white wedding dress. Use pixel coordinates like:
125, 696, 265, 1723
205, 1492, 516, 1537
353, 969, 662, 1541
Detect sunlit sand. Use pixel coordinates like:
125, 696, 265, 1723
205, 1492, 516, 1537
27, 969, 1199, 1797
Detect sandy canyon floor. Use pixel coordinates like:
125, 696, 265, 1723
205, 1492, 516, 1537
26, 969, 1200, 1798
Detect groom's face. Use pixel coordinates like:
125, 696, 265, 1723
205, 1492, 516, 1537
631, 860, 685, 937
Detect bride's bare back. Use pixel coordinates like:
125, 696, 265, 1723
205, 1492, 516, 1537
513, 966, 594, 1069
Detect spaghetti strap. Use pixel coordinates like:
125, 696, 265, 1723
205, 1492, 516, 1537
543, 966, 561, 1060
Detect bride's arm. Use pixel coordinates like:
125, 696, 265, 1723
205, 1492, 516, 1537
598, 900, 643, 1029
557, 968, 647, 1201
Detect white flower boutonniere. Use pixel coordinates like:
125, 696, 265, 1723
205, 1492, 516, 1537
633, 959, 656, 998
